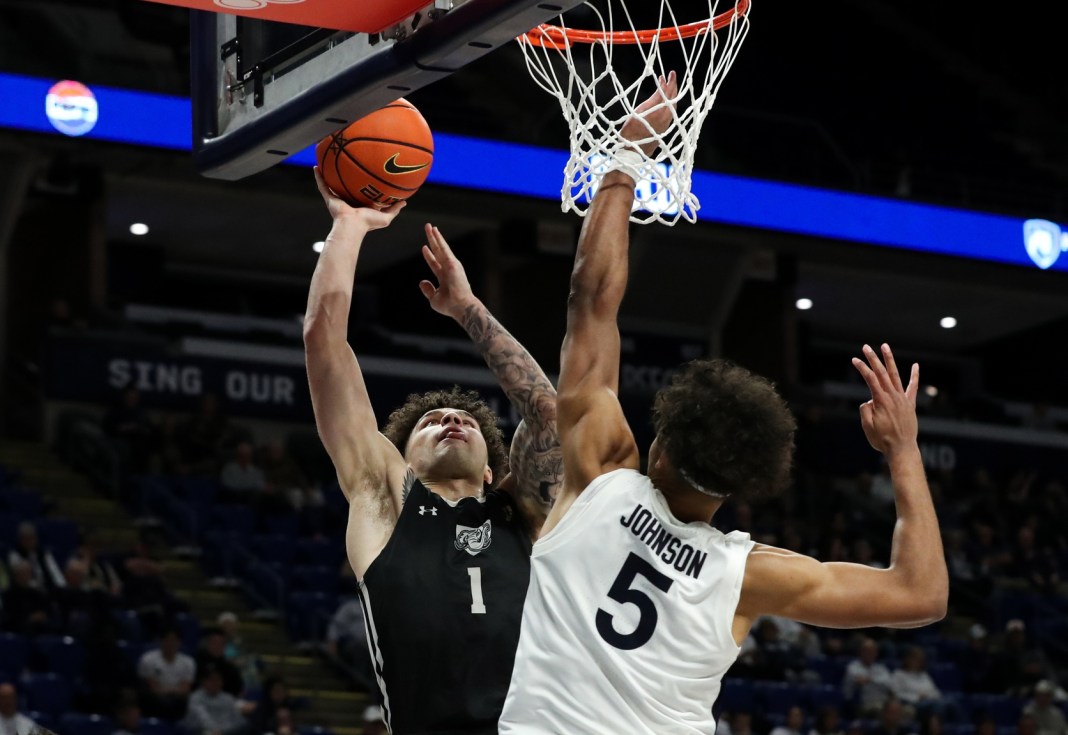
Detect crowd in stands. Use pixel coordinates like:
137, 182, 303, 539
10, 379, 1068, 735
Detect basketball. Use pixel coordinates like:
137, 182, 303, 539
316, 98, 434, 210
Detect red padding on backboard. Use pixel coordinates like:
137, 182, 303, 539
139, 0, 429, 34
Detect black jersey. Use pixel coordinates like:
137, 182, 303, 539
359, 478, 533, 735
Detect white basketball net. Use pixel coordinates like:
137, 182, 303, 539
518, 0, 751, 225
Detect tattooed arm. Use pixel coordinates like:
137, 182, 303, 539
418, 223, 560, 532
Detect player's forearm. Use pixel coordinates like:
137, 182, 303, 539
568, 172, 634, 318
304, 216, 370, 346
885, 445, 948, 620
457, 298, 556, 429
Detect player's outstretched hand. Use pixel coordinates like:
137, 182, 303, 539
620, 70, 679, 156
314, 166, 405, 230
418, 223, 478, 321
851, 343, 920, 457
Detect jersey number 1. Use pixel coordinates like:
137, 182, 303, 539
596, 553, 674, 650
467, 567, 486, 614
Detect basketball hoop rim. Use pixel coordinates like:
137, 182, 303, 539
520, 0, 749, 47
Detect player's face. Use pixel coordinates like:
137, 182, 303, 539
405, 407, 492, 485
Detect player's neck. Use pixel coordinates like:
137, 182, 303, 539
653, 474, 723, 524
422, 477, 484, 502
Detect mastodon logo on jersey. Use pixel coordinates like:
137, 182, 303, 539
454, 521, 492, 556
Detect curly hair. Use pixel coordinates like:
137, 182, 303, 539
652, 359, 796, 501
382, 386, 508, 486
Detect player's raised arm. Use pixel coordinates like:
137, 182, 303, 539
418, 224, 559, 531
551, 73, 679, 522
737, 344, 949, 630
303, 167, 410, 577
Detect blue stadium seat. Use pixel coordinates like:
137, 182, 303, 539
112, 609, 144, 642
117, 639, 151, 668
34, 635, 87, 679
754, 681, 805, 715
718, 678, 756, 712
0, 633, 28, 675
1, 488, 44, 517
928, 661, 962, 692
806, 654, 848, 684
35, 517, 81, 561
173, 613, 201, 653
286, 591, 338, 639
802, 683, 844, 710
209, 505, 255, 537
173, 475, 219, 507
0, 512, 22, 550
22, 673, 72, 715
967, 694, 1025, 727
140, 718, 177, 735
59, 713, 115, 735
263, 514, 300, 537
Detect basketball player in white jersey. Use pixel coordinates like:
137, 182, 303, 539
499, 73, 949, 734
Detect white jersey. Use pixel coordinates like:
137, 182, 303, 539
500, 468, 754, 735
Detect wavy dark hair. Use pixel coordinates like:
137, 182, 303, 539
382, 386, 508, 486
652, 359, 796, 500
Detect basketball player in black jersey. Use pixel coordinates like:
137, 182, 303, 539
304, 169, 560, 735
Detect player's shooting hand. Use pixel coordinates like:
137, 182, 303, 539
851, 343, 920, 457
314, 166, 405, 230
418, 223, 478, 321
620, 71, 679, 156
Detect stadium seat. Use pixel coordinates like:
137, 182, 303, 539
112, 609, 144, 642
59, 713, 115, 735
0, 512, 22, 549
806, 654, 848, 684
295, 538, 345, 568
0, 633, 29, 675
248, 534, 296, 566
22, 673, 72, 715
1, 488, 44, 517
117, 639, 151, 668
802, 683, 844, 710
173, 475, 219, 507
140, 718, 177, 735
35, 517, 81, 561
967, 694, 1024, 727
718, 678, 756, 711
754, 681, 804, 715
34, 635, 87, 679
209, 505, 255, 537
291, 564, 338, 593
928, 661, 962, 692
173, 613, 202, 652
263, 513, 300, 537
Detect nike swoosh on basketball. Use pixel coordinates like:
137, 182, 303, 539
383, 153, 430, 175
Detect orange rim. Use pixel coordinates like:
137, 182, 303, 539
521, 0, 749, 48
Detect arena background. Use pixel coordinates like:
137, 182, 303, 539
1, 2, 1067, 734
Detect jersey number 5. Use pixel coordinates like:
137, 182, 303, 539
596, 552, 674, 650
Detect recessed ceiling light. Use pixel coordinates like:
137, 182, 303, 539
795, 298, 813, 311
129, 223, 149, 236
940, 316, 957, 329
312, 241, 325, 253
925, 385, 939, 397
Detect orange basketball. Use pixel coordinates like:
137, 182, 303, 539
316, 98, 434, 209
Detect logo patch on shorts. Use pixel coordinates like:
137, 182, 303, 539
454, 521, 492, 556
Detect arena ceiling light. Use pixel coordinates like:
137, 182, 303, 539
925, 385, 939, 397
940, 316, 957, 329
312, 241, 325, 253
129, 222, 149, 236
795, 298, 813, 311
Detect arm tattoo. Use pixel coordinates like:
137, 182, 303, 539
460, 302, 562, 503
401, 467, 417, 503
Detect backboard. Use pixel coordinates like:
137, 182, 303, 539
182, 0, 584, 180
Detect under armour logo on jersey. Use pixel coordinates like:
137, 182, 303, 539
419, 506, 438, 516
455, 521, 492, 556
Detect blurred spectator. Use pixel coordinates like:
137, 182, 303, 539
326, 597, 374, 690
966, 522, 1011, 580
851, 539, 886, 568
758, 615, 821, 657
740, 617, 808, 681
55, 556, 110, 635
6, 521, 64, 590
809, 706, 844, 735
219, 442, 266, 504
137, 627, 195, 720
889, 647, 942, 714
870, 699, 916, 735
1023, 680, 1068, 735
195, 627, 244, 697
957, 624, 999, 694
265, 707, 295, 735
74, 531, 123, 597
770, 706, 805, 735
918, 713, 944, 735
975, 715, 998, 735
362, 705, 387, 735
261, 439, 321, 510
218, 612, 261, 692
181, 665, 248, 735
1019, 714, 1040, 735
1, 558, 56, 634
103, 387, 157, 473
178, 394, 232, 474
82, 619, 138, 717
247, 676, 299, 734
113, 693, 143, 735
843, 637, 894, 715
0, 683, 38, 735
120, 530, 186, 635
1008, 527, 1061, 593
995, 619, 1057, 696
